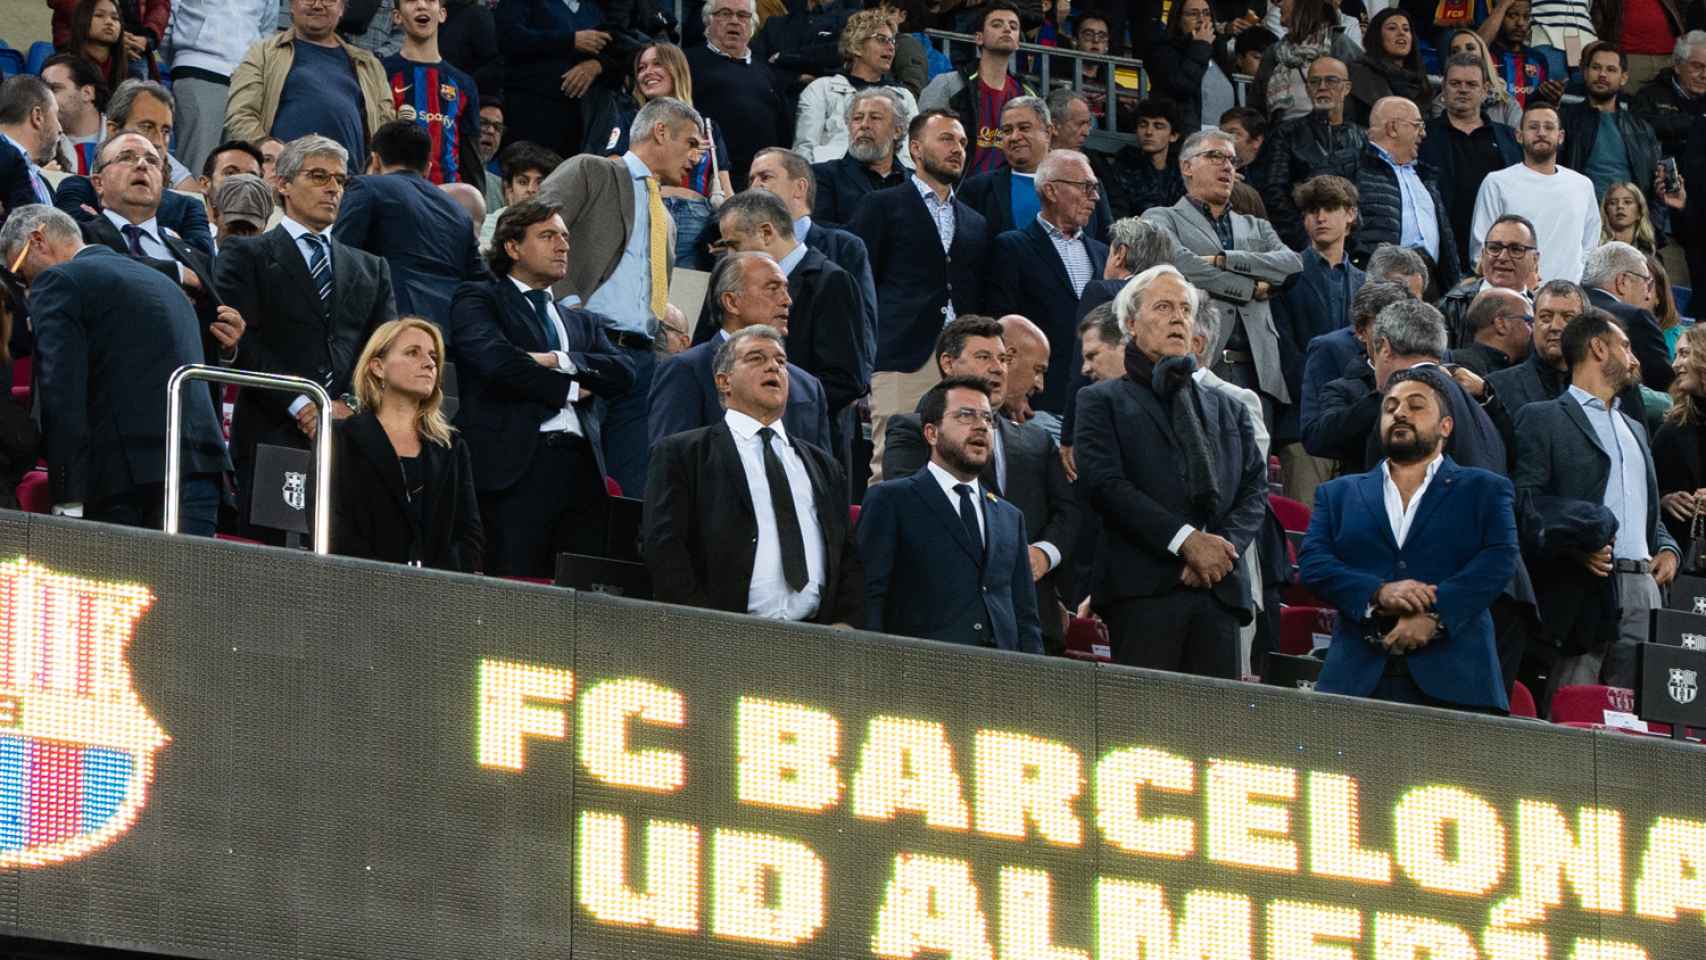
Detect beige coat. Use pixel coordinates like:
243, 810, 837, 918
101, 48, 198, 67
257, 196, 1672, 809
536, 153, 677, 309
223, 31, 395, 148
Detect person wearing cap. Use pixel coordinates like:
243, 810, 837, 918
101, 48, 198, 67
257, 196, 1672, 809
1299, 365, 1520, 713
209, 173, 276, 250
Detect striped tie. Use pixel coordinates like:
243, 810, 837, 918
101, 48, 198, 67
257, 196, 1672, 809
305, 235, 332, 306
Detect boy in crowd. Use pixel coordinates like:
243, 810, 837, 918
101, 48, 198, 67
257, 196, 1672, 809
381, 0, 484, 189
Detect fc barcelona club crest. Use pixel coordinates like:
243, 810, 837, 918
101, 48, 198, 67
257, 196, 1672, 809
1669, 667, 1699, 705
0, 559, 167, 866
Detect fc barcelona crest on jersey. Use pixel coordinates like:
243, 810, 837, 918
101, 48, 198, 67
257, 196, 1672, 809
0, 559, 167, 867
441, 83, 458, 103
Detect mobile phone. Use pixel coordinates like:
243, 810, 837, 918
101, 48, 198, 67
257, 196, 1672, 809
1661, 157, 1680, 194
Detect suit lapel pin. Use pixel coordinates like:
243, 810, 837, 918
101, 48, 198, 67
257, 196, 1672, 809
985, 491, 997, 503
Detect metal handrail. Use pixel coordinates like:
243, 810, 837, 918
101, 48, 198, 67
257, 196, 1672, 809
923, 28, 1149, 136
164, 365, 333, 553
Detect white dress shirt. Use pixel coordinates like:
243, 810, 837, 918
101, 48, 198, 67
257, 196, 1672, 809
726, 409, 826, 620
1381, 453, 1443, 547
509, 276, 584, 436
926, 460, 986, 543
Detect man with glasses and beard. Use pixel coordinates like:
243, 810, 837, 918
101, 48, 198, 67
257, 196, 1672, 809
1514, 309, 1680, 692
1299, 367, 1519, 712
857, 375, 1043, 653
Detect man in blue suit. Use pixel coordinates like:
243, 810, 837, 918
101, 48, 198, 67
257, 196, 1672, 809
449, 200, 636, 575
334, 120, 488, 332
1300, 367, 1519, 712
859, 376, 1042, 652
648, 251, 832, 450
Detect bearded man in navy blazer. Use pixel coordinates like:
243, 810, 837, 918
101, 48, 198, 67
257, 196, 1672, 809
1299, 368, 1519, 712
858, 376, 1042, 653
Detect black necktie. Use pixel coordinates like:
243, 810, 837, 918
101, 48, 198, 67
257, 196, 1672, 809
523, 289, 561, 350
120, 224, 145, 256
954, 483, 983, 549
759, 427, 809, 592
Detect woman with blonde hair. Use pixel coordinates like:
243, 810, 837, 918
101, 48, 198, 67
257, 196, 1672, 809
333, 317, 482, 571
1442, 29, 1520, 126
602, 42, 734, 264
794, 8, 920, 162
1600, 182, 1659, 256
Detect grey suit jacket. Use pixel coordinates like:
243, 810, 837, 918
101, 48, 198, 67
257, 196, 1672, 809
1512, 393, 1680, 562
536, 153, 678, 308
1142, 197, 1302, 405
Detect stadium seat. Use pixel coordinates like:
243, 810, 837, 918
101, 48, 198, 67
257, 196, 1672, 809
0, 44, 22, 79
1063, 615, 1112, 662
1676, 286, 1692, 319
9, 385, 25, 408
1278, 605, 1334, 655
12, 356, 29, 390
848, 504, 860, 528
1269, 494, 1310, 533
1548, 684, 1670, 735
214, 533, 265, 546
603, 476, 622, 497
23, 41, 53, 77
1509, 680, 1537, 719
15, 470, 48, 514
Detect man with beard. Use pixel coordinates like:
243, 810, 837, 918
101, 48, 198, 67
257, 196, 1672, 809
810, 89, 910, 226
858, 376, 1043, 652
1514, 309, 1680, 690
1299, 369, 1519, 712
1421, 55, 1522, 270
850, 109, 991, 482
1074, 264, 1267, 677
1562, 43, 1668, 206
1471, 103, 1601, 283
1250, 57, 1367, 251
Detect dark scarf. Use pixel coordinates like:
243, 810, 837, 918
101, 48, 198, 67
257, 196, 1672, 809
1125, 342, 1221, 519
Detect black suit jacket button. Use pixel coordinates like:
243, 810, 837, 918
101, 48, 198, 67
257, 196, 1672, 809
973, 623, 984, 630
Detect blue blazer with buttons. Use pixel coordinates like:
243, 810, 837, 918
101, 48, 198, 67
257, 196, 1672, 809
858, 468, 1043, 653
1299, 457, 1518, 710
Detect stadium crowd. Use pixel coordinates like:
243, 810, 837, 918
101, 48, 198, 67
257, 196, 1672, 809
4, 0, 1706, 723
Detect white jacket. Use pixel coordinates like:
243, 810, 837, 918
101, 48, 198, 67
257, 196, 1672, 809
793, 74, 918, 164
161, 0, 278, 77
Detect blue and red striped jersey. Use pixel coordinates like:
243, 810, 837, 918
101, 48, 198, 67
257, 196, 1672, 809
380, 55, 481, 185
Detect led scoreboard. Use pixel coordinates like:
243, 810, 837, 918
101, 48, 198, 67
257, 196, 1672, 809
0, 513, 1699, 960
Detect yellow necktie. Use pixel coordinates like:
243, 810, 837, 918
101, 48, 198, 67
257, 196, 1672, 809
645, 175, 669, 322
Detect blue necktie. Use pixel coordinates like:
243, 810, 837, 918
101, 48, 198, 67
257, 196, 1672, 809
120, 224, 145, 257
523, 289, 561, 350
304, 235, 332, 306
954, 483, 982, 550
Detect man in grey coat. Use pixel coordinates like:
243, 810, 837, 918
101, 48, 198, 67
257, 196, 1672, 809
1143, 129, 1301, 432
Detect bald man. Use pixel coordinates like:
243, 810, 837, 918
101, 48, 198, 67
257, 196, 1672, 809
999, 314, 1050, 424
1351, 96, 1460, 290
1252, 56, 1366, 249
440, 182, 486, 241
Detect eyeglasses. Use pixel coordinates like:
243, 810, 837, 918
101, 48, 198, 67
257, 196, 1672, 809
1505, 313, 1535, 325
710, 8, 754, 21
1077, 29, 1109, 41
947, 408, 996, 426
296, 169, 349, 189
1051, 178, 1102, 196
1624, 270, 1655, 286
98, 149, 163, 171
1305, 76, 1348, 88
1483, 241, 1536, 258
1190, 150, 1237, 165
868, 33, 897, 46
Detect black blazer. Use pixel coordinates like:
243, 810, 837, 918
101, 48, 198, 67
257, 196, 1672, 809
54, 174, 213, 256
214, 225, 396, 465
858, 468, 1043, 652
782, 247, 868, 413
79, 216, 231, 386
804, 219, 877, 366
957, 167, 1114, 242
1074, 369, 1267, 615
448, 277, 635, 492
0, 138, 43, 225
642, 419, 863, 626
1654, 417, 1706, 557
331, 171, 489, 331
331, 410, 483, 571
809, 154, 905, 226
847, 183, 990, 373
648, 336, 831, 449
29, 246, 229, 505
1587, 287, 1674, 392
1061, 275, 1126, 448
985, 218, 1109, 415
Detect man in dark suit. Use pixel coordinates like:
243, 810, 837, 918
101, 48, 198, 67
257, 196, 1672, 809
643, 325, 862, 625
1298, 248, 1426, 455
882, 315, 1078, 651
1300, 369, 1519, 711
214, 135, 397, 543
985, 149, 1109, 417
0, 76, 60, 223
859, 376, 1043, 652
51, 80, 212, 255
1075, 264, 1267, 677
0, 205, 229, 532
809, 88, 909, 226
649, 252, 832, 450
1582, 241, 1675, 392
711, 190, 868, 473
958, 97, 1112, 242
1485, 280, 1646, 424
1514, 309, 1681, 692
80, 134, 245, 383
450, 200, 636, 576
333, 120, 488, 332
1452, 288, 1533, 377
850, 109, 991, 482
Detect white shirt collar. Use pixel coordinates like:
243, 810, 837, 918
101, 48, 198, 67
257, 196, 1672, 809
725, 408, 788, 443
280, 215, 332, 243
792, 215, 811, 243
778, 241, 808, 277
706, 40, 753, 64
102, 209, 164, 244
1569, 383, 1621, 412
925, 459, 980, 502
1381, 453, 1443, 487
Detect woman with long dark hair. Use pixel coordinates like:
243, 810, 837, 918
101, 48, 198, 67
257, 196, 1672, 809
1148, 0, 1218, 132
1346, 8, 1433, 124
1252, 0, 1362, 120
67, 0, 147, 90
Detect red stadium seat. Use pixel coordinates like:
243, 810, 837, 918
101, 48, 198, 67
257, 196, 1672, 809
1548, 684, 1670, 735
1270, 494, 1310, 532
214, 533, 265, 546
848, 504, 860, 528
1063, 615, 1112, 662
9, 385, 25, 408
15, 470, 48, 514
1509, 681, 1537, 719
604, 476, 623, 497
1278, 605, 1335, 655
11, 356, 29, 390
503, 576, 554, 586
